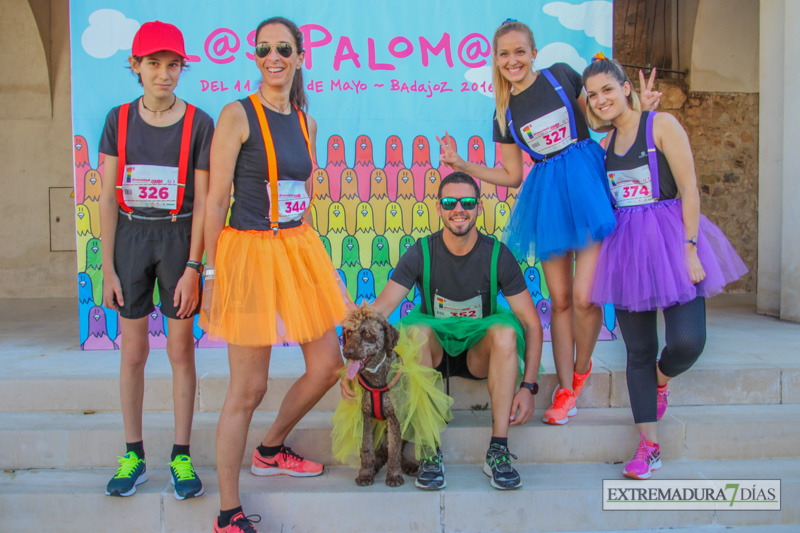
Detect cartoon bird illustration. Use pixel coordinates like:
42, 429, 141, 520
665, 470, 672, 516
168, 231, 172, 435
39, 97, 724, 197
437, 135, 457, 180
318, 234, 332, 259
311, 168, 332, 234
336, 268, 348, 293
601, 303, 618, 340
399, 235, 416, 260
85, 238, 103, 304
523, 266, 543, 304
355, 268, 376, 306
340, 236, 362, 301
536, 299, 551, 334
148, 306, 168, 349
76, 204, 93, 272
384, 202, 405, 268
493, 201, 512, 241
73, 135, 91, 204
410, 135, 433, 201
468, 135, 487, 168
82, 306, 119, 350
370, 235, 392, 296
83, 169, 103, 238
78, 273, 94, 345
410, 202, 431, 243
400, 300, 416, 318
384, 135, 405, 201
368, 168, 390, 235
396, 169, 416, 233
422, 168, 441, 232
339, 168, 360, 235
354, 202, 377, 267
325, 135, 347, 202
326, 202, 347, 267
534, 261, 550, 300
354, 135, 376, 202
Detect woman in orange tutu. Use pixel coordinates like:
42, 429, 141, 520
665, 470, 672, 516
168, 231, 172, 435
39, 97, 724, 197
201, 16, 347, 533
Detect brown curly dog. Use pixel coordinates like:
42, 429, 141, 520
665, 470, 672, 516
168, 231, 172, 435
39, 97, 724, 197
342, 306, 418, 486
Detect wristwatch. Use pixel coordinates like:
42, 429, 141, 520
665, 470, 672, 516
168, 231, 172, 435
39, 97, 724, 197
520, 381, 539, 395
186, 261, 204, 274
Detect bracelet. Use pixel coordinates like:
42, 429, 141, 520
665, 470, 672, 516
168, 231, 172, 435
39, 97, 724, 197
204, 267, 215, 280
186, 260, 204, 274
685, 237, 697, 246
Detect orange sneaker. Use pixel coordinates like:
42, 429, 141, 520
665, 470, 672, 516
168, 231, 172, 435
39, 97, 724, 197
213, 511, 261, 533
543, 388, 577, 425
572, 359, 593, 399
250, 446, 323, 477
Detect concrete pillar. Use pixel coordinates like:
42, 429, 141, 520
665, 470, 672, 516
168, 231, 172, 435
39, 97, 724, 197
758, 0, 800, 322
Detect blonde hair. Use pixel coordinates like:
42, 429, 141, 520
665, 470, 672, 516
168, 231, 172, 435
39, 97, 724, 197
492, 20, 536, 136
581, 57, 641, 130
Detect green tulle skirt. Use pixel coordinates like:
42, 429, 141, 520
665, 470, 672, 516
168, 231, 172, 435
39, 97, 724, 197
330, 326, 454, 467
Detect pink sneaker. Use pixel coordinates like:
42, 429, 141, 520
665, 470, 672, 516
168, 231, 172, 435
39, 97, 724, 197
623, 432, 662, 480
251, 446, 323, 477
213, 511, 261, 533
657, 384, 670, 421
542, 388, 577, 425
572, 359, 593, 399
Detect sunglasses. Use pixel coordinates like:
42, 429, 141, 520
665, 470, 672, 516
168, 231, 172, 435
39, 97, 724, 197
255, 42, 295, 58
440, 197, 478, 210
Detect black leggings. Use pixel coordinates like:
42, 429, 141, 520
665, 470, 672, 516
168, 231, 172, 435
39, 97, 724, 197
616, 297, 706, 424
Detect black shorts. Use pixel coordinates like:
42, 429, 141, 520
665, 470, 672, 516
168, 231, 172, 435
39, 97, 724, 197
435, 349, 486, 381
113, 214, 200, 320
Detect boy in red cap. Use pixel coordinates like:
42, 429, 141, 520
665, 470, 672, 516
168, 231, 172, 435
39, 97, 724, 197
98, 20, 214, 500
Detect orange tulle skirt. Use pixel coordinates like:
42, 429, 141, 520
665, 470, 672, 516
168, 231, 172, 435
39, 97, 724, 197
200, 223, 348, 346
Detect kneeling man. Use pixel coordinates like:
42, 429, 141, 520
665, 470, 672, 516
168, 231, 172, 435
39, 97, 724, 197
343, 171, 542, 490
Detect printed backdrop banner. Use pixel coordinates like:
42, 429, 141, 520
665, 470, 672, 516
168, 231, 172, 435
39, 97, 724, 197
69, 0, 617, 349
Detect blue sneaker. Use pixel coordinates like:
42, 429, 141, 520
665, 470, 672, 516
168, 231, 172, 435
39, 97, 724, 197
106, 451, 147, 497
169, 454, 204, 500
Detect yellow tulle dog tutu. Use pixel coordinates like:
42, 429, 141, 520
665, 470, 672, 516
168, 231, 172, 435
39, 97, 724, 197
331, 326, 454, 467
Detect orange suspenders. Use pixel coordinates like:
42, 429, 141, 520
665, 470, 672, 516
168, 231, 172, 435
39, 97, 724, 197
115, 101, 196, 221
247, 93, 314, 233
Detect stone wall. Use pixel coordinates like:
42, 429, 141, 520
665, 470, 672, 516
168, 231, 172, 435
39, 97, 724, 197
614, 1, 757, 292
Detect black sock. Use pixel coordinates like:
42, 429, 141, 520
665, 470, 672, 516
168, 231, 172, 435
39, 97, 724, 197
171, 444, 190, 461
257, 443, 283, 458
218, 506, 243, 528
126, 441, 145, 459
490, 436, 508, 448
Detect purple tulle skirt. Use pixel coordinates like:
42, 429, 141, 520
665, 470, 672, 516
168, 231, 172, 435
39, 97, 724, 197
590, 199, 748, 312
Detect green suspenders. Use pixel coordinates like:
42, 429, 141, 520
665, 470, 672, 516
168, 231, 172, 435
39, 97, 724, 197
419, 235, 501, 316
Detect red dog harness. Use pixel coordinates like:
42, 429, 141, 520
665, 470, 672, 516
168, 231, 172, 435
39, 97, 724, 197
357, 359, 404, 421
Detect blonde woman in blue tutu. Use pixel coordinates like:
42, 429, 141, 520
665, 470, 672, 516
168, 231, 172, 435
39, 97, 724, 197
438, 20, 660, 425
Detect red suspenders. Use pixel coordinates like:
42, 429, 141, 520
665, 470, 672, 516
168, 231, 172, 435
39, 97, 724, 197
115, 100, 196, 220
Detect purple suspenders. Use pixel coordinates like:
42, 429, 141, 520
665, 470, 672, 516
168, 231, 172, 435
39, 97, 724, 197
607, 111, 660, 207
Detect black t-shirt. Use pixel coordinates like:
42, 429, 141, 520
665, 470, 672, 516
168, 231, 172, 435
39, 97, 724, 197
229, 97, 314, 231
493, 62, 590, 157
391, 230, 528, 315
605, 111, 679, 200
99, 98, 214, 217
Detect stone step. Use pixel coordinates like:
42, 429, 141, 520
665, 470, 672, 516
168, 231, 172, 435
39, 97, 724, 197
1, 347, 793, 414
2, 404, 799, 469
1, 459, 797, 533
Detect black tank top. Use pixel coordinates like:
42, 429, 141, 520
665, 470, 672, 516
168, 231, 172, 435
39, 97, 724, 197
605, 111, 678, 201
228, 97, 313, 231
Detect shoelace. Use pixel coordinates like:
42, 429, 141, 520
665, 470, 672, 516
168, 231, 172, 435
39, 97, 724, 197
169, 456, 196, 481
420, 453, 442, 472
114, 454, 141, 479
231, 513, 261, 533
632, 433, 657, 463
488, 446, 518, 472
552, 388, 572, 408
278, 446, 304, 466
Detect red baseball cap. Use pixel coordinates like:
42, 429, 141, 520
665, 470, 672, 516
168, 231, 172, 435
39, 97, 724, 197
131, 21, 188, 59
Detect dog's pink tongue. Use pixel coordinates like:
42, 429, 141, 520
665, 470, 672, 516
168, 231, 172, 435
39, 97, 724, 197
346, 360, 361, 380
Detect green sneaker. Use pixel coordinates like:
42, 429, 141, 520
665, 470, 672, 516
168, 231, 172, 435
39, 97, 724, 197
169, 454, 204, 500
482, 443, 522, 490
106, 451, 147, 497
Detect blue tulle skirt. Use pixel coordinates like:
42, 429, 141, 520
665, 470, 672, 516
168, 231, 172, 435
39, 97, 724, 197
502, 139, 617, 262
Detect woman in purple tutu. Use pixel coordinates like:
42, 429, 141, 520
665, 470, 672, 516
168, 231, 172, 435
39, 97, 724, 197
582, 55, 747, 480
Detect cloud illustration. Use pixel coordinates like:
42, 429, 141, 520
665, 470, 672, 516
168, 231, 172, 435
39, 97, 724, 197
464, 65, 494, 99
81, 9, 139, 59
535, 42, 588, 72
543, 1, 613, 47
